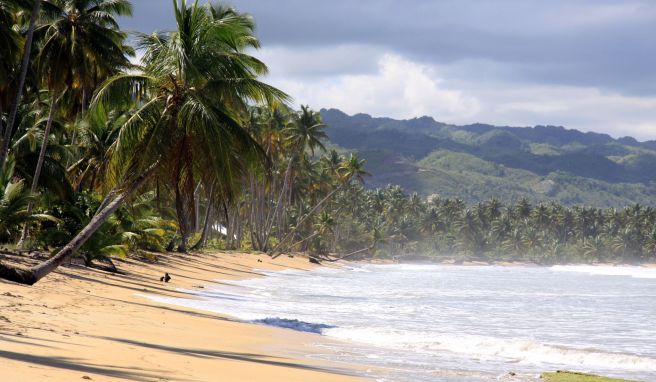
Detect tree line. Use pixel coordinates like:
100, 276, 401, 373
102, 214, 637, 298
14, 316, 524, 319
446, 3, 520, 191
326, 186, 656, 264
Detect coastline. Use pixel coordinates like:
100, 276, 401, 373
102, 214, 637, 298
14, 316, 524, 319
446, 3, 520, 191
366, 256, 656, 268
0, 251, 367, 382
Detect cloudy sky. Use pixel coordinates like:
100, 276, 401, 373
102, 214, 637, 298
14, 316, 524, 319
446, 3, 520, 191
120, 1, 656, 140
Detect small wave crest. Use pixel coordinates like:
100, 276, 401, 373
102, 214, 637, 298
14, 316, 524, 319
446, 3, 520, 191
552, 265, 656, 279
252, 318, 336, 334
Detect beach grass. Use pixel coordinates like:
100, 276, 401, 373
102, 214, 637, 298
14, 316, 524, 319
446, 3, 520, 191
541, 371, 638, 382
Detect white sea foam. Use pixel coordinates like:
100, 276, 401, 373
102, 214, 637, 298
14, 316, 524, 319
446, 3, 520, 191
324, 327, 656, 372
551, 265, 656, 279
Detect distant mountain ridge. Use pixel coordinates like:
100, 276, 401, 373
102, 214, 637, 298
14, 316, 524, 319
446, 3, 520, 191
320, 108, 656, 207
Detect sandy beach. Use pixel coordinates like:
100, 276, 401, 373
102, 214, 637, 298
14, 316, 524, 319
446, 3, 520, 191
0, 252, 367, 382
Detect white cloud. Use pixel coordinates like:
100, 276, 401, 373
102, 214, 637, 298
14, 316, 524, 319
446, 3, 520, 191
260, 45, 656, 141
264, 52, 480, 122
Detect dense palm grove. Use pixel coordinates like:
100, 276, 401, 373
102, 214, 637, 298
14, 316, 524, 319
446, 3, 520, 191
332, 188, 656, 263
0, 1, 653, 284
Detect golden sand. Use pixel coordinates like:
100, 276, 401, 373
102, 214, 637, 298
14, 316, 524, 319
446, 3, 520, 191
0, 251, 367, 382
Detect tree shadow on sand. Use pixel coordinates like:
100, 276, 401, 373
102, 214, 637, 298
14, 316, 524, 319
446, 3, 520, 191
0, 349, 168, 381
95, 336, 360, 378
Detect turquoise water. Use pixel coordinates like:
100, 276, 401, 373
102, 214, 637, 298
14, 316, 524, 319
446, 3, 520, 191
148, 264, 656, 381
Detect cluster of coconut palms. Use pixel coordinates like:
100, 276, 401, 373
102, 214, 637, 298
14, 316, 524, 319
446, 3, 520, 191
0, 0, 368, 284
332, 186, 656, 263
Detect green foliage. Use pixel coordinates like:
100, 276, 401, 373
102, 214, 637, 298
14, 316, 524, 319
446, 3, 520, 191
0, 159, 59, 243
39, 190, 176, 266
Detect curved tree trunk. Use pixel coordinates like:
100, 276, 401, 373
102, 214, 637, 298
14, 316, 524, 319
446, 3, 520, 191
18, 97, 58, 247
0, 0, 42, 172
0, 161, 160, 285
270, 182, 347, 258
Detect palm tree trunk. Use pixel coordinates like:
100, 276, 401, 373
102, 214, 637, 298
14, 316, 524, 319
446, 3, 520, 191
270, 182, 347, 258
194, 181, 202, 229
0, 102, 4, 139
264, 158, 293, 246
221, 201, 232, 249
0, 161, 160, 285
193, 208, 213, 249
177, 232, 189, 252
18, 97, 58, 247
192, 184, 215, 250
0, 0, 42, 173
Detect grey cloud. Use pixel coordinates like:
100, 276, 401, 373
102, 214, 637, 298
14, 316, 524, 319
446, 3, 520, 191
241, 0, 656, 95
121, 0, 656, 95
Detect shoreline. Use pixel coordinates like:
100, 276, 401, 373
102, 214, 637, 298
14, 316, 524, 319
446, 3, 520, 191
0, 251, 368, 382
361, 256, 656, 268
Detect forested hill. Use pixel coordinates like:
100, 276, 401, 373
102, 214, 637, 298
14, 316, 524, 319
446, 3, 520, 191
320, 108, 656, 207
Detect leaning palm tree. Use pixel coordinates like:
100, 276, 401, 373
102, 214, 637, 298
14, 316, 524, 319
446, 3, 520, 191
0, 0, 287, 284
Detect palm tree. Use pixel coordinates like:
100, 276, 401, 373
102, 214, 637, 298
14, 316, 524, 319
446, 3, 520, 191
0, 0, 287, 284
93, 0, 287, 251
285, 105, 327, 156
17, 0, 132, 245
271, 153, 368, 256
270, 105, 327, 241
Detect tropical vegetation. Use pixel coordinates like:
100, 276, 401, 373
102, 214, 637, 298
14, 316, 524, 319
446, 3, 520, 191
0, 0, 369, 284
0, 0, 654, 286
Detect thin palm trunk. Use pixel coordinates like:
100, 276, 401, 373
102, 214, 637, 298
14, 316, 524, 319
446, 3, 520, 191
0, 161, 160, 285
0, 0, 41, 172
263, 157, 292, 246
0, 102, 4, 145
192, 184, 215, 250
194, 181, 202, 229
18, 97, 58, 246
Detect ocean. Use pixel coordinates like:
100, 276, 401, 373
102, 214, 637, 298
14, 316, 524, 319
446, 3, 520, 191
146, 264, 656, 381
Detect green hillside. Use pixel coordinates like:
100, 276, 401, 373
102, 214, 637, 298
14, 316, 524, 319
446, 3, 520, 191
321, 109, 656, 207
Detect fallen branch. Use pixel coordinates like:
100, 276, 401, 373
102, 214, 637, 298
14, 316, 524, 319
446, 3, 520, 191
315, 245, 373, 262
